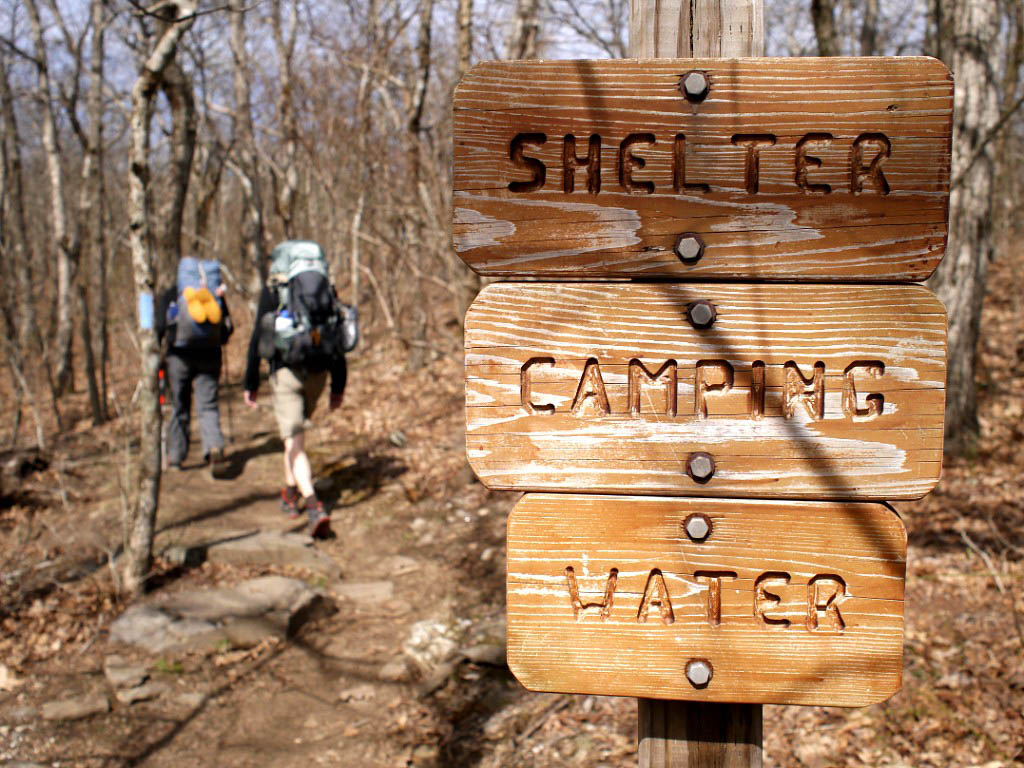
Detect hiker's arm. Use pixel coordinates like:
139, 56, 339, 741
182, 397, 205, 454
155, 287, 174, 346
243, 286, 275, 394
329, 353, 347, 404
219, 295, 234, 343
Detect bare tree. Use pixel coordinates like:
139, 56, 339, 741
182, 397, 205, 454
270, 0, 300, 238
42, 0, 110, 424
156, 59, 197, 279
456, 0, 473, 80
546, 0, 628, 58
860, 0, 878, 55
124, 0, 197, 596
927, 0, 1005, 454
228, 0, 267, 293
810, 0, 840, 56
23, 0, 78, 398
507, 0, 542, 59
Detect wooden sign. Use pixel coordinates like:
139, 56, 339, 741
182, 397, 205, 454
466, 282, 946, 499
507, 494, 906, 707
453, 57, 953, 280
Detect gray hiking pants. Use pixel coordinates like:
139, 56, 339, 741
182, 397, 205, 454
166, 350, 224, 465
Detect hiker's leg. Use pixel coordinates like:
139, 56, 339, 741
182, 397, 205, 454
284, 432, 315, 499
194, 353, 225, 459
292, 370, 327, 498
165, 353, 192, 465
271, 367, 310, 492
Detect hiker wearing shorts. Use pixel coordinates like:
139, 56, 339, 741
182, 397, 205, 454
156, 261, 233, 477
242, 241, 347, 539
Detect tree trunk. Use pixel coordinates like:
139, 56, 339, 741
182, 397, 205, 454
125, 1, 197, 597
271, 0, 300, 238
0, 50, 60, 434
860, 0, 878, 55
507, 0, 542, 59
927, 0, 1003, 455
158, 61, 197, 276
81, 0, 108, 424
810, 0, 840, 56
405, 0, 436, 372
229, 0, 267, 294
191, 139, 228, 255
457, 0, 473, 80
24, 0, 80, 398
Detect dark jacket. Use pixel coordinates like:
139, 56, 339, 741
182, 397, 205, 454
156, 286, 233, 361
243, 286, 347, 396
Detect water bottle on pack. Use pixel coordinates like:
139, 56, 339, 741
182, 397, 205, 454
275, 309, 293, 333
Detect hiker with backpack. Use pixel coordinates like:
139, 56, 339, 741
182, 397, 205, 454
243, 240, 356, 539
157, 257, 234, 477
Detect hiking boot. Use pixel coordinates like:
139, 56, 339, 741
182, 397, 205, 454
208, 449, 230, 480
280, 486, 301, 518
304, 497, 331, 539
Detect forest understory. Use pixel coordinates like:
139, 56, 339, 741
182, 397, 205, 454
0, 246, 1020, 768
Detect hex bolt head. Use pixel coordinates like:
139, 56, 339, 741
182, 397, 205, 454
687, 300, 717, 329
674, 233, 705, 263
680, 70, 710, 102
686, 659, 713, 688
686, 452, 716, 483
684, 513, 712, 541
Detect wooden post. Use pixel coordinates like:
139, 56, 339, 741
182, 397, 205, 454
630, 1, 764, 766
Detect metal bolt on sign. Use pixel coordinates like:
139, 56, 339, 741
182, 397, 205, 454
686, 452, 716, 483
684, 513, 712, 541
674, 233, 705, 263
686, 659, 713, 688
687, 301, 717, 329
680, 70, 710, 102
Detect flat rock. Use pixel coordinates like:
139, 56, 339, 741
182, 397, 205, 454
115, 681, 166, 705
331, 580, 394, 605
162, 530, 339, 575
109, 576, 335, 654
41, 693, 110, 721
378, 658, 409, 683
205, 531, 340, 575
103, 654, 149, 688
378, 555, 420, 576
461, 644, 506, 666
171, 691, 207, 709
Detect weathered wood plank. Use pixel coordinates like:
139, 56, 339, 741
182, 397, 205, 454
465, 282, 946, 499
506, 494, 905, 707
453, 57, 953, 280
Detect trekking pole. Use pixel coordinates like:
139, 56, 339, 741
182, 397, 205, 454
158, 362, 169, 470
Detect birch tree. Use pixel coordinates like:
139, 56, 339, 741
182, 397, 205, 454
125, 0, 197, 596
927, 0, 1005, 454
23, 0, 77, 398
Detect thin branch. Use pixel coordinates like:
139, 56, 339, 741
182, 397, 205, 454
951, 92, 1024, 190
0, 36, 42, 66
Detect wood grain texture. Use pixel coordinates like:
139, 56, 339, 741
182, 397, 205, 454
507, 494, 906, 707
639, 700, 762, 768
453, 57, 953, 280
465, 282, 946, 500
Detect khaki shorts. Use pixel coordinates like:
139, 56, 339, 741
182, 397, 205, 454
270, 367, 327, 439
